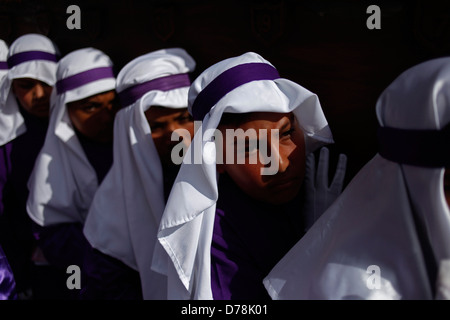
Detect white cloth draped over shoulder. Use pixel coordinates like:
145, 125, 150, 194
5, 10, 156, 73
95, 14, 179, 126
0, 33, 58, 146
83, 48, 196, 299
0, 39, 9, 85
153, 51, 335, 299
263, 57, 450, 300
26, 47, 116, 227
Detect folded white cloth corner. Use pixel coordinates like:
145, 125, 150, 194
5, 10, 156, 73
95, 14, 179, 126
0, 33, 59, 146
0, 39, 9, 85
263, 57, 450, 300
83, 48, 196, 299
26, 47, 115, 227
154, 51, 334, 299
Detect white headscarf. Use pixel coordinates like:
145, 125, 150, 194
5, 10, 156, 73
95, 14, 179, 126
83, 48, 196, 300
0, 33, 59, 146
26, 47, 116, 227
0, 39, 8, 84
263, 57, 450, 300
154, 51, 334, 299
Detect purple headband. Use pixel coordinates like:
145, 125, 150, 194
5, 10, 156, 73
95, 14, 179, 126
0, 61, 7, 70
118, 73, 191, 106
191, 62, 280, 121
56, 66, 115, 95
377, 124, 450, 167
7, 51, 58, 68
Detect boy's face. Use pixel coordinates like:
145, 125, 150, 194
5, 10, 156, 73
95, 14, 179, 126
67, 90, 120, 143
444, 168, 450, 209
12, 78, 53, 118
218, 111, 306, 205
145, 106, 194, 168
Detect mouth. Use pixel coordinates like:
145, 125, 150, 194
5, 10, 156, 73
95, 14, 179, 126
33, 104, 49, 111
269, 175, 302, 190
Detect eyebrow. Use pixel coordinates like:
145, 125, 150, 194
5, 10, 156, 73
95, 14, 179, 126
279, 113, 294, 131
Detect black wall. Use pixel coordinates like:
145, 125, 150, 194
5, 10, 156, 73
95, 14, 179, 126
1, 0, 449, 183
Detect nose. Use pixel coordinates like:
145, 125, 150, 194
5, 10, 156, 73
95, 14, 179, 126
277, 146, 290, 173
33, 83, 45, 100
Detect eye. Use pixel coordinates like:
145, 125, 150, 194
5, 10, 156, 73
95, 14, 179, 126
176, 112, 193, 123
150, 122, 164, 131
82, 104, 100, 112
17, 82, 35, 90
282, 128, 295, 137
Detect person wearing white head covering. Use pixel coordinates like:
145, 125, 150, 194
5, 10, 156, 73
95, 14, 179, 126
82, 48, 196, 300
153, 52, 347, 299
0, 33, 58, 299
263, 57, 450, 300
26, 47, 119, 298
0, 39, 8, 85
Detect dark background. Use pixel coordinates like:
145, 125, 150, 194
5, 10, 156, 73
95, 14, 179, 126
1, 0, 449, 183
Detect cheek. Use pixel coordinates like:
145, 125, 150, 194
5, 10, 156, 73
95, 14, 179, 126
225, 163, 264, 190
69, 111, 91, 135
14, 89, 33, 109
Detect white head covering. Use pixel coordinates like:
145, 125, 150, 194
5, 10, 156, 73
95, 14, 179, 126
0, 39, 9, 84
83, 48, 196, 300
0, 33, 59, 146
26, 47, 116, 227
154, 51, 334, 299
263, 57, 450, 300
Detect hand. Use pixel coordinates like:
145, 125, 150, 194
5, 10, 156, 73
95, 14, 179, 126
303, 147, 347, 231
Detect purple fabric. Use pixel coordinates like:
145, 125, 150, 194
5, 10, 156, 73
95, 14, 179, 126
0, 107, 49, 295
377, 123, 450, 167
76, 130, 113, 184
0, 245, 17, 300
119, 73, 191, 106
191, 63, 280, 121
211, 173, 305, 300
56, 66, 114, 95
7, 51, 57, 68
0, 61, 7, 70
0, 144, 12, 215
80, 247, 143, 300
32, 222, 91, 269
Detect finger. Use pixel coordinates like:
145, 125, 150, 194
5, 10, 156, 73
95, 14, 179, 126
330, 153, 348, 194
304, 152, 316, 189
316, 147, 329, 188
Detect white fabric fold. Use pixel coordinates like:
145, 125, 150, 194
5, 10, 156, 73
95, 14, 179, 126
0, 39, 8, 84
26, 47, 115, 227
155, 51, 334, 299
263, 57, 450, 300
83, 48, 196, 299
0, 33, 58, 146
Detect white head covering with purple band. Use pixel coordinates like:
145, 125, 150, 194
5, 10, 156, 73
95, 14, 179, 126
263, 57, 450, 300
154, 52, 334, 299
0, 33, 59, 146
27, 47, 116, 227
0, 39, 8, 84
83, 48, 195, 299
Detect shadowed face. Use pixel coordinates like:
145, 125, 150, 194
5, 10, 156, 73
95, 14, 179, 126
444, 168, 450, 208
217, 111, 306, 205
12, 78, 53, 118
145, 106, 194, 168
67, 90, 120, 143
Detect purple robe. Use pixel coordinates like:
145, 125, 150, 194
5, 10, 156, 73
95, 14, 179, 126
0, 244, 17, 300
0, 106, 48, 295
80, 247, 143, 300
80, 163, 180, 300
211, 173, 305, 300
32, 131, 113, 284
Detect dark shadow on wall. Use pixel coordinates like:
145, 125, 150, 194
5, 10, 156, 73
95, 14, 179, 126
1, 0, 449, 184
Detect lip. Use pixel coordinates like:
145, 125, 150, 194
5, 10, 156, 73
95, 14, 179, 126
33, 104, 49, 111
269, 175, 302, 190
